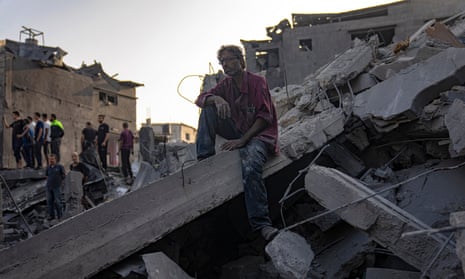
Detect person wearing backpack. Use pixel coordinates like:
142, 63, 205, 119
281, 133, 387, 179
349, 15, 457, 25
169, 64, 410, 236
50, 113, 64, 162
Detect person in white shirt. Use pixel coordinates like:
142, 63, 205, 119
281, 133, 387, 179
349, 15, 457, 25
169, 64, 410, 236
42, 113, 52, 166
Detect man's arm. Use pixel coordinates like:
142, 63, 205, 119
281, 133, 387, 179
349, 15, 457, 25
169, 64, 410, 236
205, 95, 231, 119
221, 118, 268, 151
36, 127, 43, 142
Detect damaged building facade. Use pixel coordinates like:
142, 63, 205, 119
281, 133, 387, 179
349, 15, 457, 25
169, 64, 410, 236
242, 0, 465, 89
0, 35, 142, 168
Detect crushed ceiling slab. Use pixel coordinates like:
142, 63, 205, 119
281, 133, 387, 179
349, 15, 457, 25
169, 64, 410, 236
354, 47, 465, 124
305, 164, 463, 278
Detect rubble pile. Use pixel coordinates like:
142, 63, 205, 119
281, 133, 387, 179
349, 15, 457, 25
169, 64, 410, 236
89, 16, 465, 278
5, 12, 465, 279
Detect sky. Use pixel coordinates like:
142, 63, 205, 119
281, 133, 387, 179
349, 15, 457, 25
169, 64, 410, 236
0, 0, 400, 129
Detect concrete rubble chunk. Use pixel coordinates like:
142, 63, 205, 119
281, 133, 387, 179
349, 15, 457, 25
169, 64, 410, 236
445, 98, 465, 157
305, 164, 463, 278
450, 211, 465, 275
220, 256, 264, 279
313, 37, 376, 89
365, 267, 420, 279
131, 160, 160, 191
354, 47, 465, 129
265, 230, 314, 279
142, 252, 193, 279
62, 171, 84, 219
369, 47, 443, 81
312, 227, 375, 279
279, 108, 345, 159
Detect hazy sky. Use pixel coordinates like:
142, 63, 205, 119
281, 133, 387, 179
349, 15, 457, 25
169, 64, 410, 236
0, 0, 399, 128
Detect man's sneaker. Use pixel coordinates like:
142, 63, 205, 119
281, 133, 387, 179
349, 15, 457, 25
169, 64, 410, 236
261, 226, 279, 241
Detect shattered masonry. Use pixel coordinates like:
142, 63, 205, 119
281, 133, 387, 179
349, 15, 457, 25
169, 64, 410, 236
4, 2, 465, 279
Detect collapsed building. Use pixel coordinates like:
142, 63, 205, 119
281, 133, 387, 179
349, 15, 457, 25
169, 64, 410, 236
0, 27, 143, 169
4, 3, 465, 279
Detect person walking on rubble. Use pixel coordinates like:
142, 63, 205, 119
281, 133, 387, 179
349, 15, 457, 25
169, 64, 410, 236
4, 111, 25, 168
81, 121, 97, 152
119, 122, 134, 185
45, 154, 65, 221
97, 114, 110, 171
194, 45, 280, 241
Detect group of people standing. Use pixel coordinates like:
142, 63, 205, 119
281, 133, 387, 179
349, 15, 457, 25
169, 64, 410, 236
4, 111, 64, 169
81, 114, 134, 184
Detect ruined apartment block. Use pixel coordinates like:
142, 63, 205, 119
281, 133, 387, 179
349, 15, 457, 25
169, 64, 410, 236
0, 36, 143, 168
242, 0, 465, 89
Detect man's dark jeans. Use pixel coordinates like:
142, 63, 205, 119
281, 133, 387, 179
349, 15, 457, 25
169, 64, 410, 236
98, 145, 108, 170
196, 105, 272, 231
46, 185, 62, 219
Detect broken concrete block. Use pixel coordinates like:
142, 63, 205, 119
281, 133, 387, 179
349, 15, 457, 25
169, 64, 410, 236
278, 107, 302, 128
62, 171, 84, 219
131, 161, 160, 192
394, 159, 465, 228
369, 46, 443, 81
279, 108, 345, 159
314, 38, 375, 89
450, 211, 465, 275
324, 142, 366, 177
365, 267, 420, 279
355, 48, 465, 124
265, 230, 314, 279
271, 84, 307, 118
350, 73, 378, 94
142, 252, 193, 279
305, 165, 463, 278
221, 256, 264, 279
445, 98, 465, 157
312, 227, 375, 279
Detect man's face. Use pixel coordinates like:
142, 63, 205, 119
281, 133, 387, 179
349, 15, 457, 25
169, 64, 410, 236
71, 154, 78, 163
98, 116, 104, 123
219, 51, 242, 77
48, 156, 56, 165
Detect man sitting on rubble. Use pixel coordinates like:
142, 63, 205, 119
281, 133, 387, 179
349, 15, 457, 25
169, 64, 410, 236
194, 45, 279, 241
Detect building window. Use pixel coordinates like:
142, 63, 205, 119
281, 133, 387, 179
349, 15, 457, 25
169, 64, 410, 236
299, 39, 313, 51
185, 133, 191, 141
255, 48, 280, 71
99, 92, 118, 105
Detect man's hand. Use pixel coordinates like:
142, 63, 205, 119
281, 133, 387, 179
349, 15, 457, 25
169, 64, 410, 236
213, 96, 231, 119
221, 138, 247, 151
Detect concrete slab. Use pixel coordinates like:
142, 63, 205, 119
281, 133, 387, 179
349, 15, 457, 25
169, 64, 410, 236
354, 48, 465, 123
131, 161, 160, 191
312, 226, 374, 279
279, 108, 345, 159
62, 171, 84, 219
365, 267, 420, 279
265, 230, 314, 279
314, 38, 375, 89
0, 168, 45, 181
394, 159, 465, 228
220, 256, 264, 279
142, 252, 193, 279
305, 165, 463, 278
450, 211, 465, 275
445, 98, 465, 157
0, 150, 292, 279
